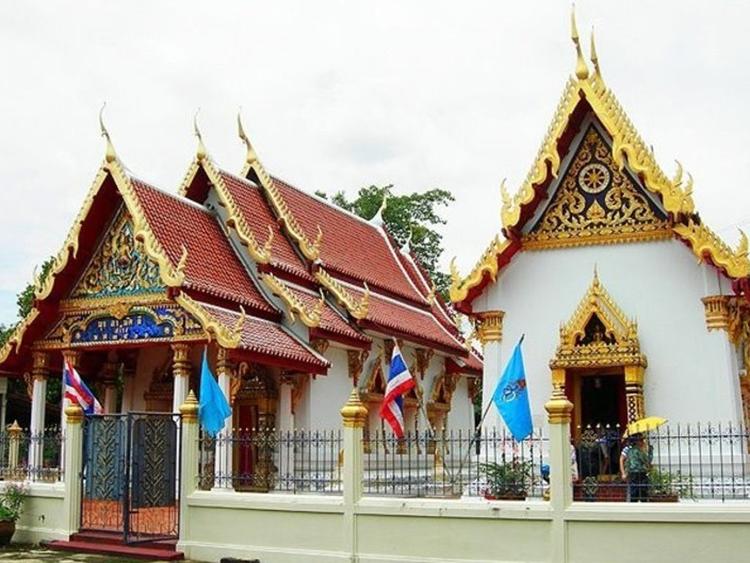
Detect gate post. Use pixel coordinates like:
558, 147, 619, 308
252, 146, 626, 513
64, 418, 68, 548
61, 406, 84, 536
546, 384, 574, 563
178, 391, 199, 548
340, 389, 367, 561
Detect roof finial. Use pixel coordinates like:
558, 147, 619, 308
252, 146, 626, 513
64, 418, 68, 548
193, 109, 207, 161
590, 27, 601, 77
237, 110, 258, 165
401, 225, 413, 253
370, 192, 388, 227
570, 5, 590, 80
98, 103, 117, 164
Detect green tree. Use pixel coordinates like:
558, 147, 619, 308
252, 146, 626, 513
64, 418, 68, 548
317, 185, 454, 294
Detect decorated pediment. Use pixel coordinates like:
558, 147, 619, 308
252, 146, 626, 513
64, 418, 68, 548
552, 270, 645, 369
524, 124, 671, 249
71, 208, 164, 300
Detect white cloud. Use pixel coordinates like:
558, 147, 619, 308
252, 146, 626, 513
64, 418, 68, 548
1, 0, 748, 324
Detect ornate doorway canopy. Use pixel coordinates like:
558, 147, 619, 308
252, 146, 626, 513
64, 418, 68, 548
551, 270, 647, 424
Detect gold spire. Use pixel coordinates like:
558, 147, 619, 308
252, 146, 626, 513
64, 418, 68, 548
193, 109, 207, 161
98, 103, 117, 164
237, 111, 258, 165
590, 27, 601, 77
570, 6, 590, 80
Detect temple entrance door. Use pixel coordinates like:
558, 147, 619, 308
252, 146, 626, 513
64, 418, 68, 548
234, 403, 259, 490
580, 373, 626, 431
80, 412, 181, 543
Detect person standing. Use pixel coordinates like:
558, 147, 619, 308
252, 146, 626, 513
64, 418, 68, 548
620, 433, 650, 502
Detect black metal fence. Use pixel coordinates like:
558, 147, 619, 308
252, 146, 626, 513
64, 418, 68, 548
198, 428, 343, 494
363, 427, 547, 499
574, 423, 750, 502
0, 427, 64, 482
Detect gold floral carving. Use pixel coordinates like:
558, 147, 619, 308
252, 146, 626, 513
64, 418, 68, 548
314, 269, 369, 320
551, 269, 646, 370
413, 348, 434, 379
476, 311, 504, 345
347, 349, 369, 386
310, 338, 330, 356
260, 273, 323, 328
235, 116, 322, 261
673, 222, 750, 279
523, 126, 672, 250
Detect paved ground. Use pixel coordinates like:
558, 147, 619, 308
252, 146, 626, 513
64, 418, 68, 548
0, 545, 202, 562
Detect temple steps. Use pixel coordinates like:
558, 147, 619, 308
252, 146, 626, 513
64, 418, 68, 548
44, 531, 184, 561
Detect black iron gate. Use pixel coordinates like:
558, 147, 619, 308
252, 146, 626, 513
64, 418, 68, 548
80, 412, 181, 543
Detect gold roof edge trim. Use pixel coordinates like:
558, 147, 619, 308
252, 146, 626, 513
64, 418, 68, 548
195, 158, 274, 264
174, 292, 243, 348
674, 221, 750, 279
448, 236, 508, 304
0, 308, 40, 364
261, 272, 323, 328
237, 118, 322, 262
315, 268, 369, 320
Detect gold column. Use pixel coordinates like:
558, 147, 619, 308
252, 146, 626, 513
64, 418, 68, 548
476, 310, 504, 346
171, 343, 191, 413
624, 365, 645, 423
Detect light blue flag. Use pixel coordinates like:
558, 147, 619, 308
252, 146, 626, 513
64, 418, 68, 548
491, 336, 532, 441
198, 348, 232, 437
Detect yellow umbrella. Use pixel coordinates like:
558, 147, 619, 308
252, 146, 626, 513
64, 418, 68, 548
625, 416, 667, 436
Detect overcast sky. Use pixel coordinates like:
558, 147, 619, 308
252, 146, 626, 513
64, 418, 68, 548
1, 1, 748, 326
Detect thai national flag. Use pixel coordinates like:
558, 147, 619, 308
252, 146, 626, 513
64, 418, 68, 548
379, 341, 415, 438
63, 359, 102, 415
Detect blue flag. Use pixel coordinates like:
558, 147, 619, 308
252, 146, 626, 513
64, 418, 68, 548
491, 336, 532, 441
198, 349, 232, 437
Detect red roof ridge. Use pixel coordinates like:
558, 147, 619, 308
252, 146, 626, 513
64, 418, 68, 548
270, 174, 381, 230
129, 176, 213, 215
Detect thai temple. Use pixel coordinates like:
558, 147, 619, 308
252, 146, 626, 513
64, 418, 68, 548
0, 113, 481, 447
450, 14, 750, 436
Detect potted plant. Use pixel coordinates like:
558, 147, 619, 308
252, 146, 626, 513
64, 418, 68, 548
480, 459, 532, 500
648, 468, 691, 502
0, 482, 28, 545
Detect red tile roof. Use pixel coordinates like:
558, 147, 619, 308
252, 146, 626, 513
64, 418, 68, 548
130, 179, 275, 314
200, 302, 329, 373
271, 177, 426, 303
342, 284, 465, 354
217, 171, 313, 283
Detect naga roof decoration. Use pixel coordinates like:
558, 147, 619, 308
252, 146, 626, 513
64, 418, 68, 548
314, 268, 370, 320
173, 292, 244, 349
450, 9, 749, 310
178, 135, 274, 265
261, 272, 324, 327
0, 308, 39, 365
238, 115, 323, 261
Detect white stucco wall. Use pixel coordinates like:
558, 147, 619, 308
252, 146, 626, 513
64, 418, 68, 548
474, 239, 740, 427
305, 345, 352, 431
446, 376, 474, 430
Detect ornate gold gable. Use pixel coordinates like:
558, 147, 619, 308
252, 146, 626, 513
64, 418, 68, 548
71, 208, 163, 300
552, 270, 645, 370
524, 125, 671, 250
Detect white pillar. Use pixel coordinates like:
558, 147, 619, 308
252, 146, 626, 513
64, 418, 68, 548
61, 405, 84, 536
0, 377, 8, 430
278, 376, 295, 488
546, 386, 574, 563
213, 348, 234, 490
171, 343, 191, 413
341, 390, 367, 561
478, 311, 504, 432
177, 392, 199, 555
29, 351, 50, 477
